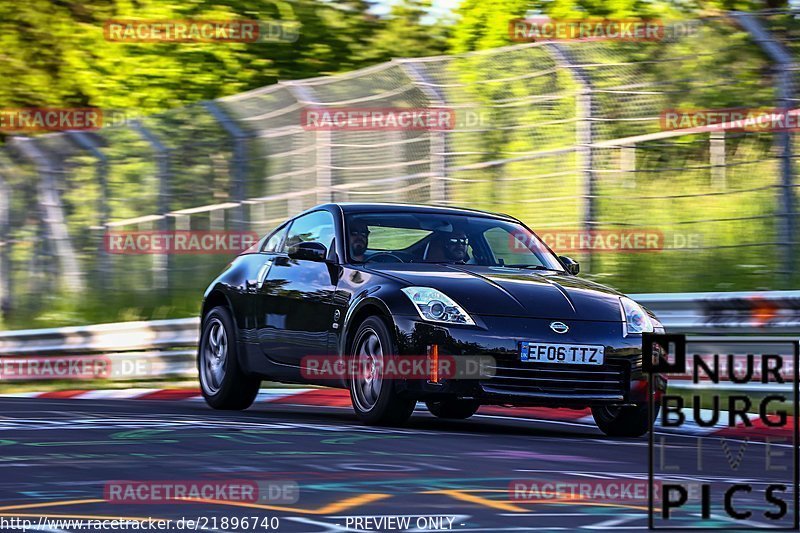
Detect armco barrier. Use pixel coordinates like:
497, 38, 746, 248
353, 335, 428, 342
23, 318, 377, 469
0, 318, 199, 380
634, 291, 800, 393
0, 292, 797, 381
632, 290, 800, 334
0, 317, 199, 355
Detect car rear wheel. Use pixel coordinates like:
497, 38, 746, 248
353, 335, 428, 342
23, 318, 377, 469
591, 402, 658, 437
426, 399, 480, 420
348, 316, 416, 426
199, 306, 260, 410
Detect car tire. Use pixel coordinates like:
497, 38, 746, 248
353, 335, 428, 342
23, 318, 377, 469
591, 402, 659, 437
426, 399, 480, 420
199, 306, 260, 410
348, 316, 416, 426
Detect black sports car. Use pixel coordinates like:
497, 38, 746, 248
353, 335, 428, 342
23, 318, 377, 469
198, 203, 666, 436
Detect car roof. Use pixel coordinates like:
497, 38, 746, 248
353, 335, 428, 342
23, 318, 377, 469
307, 202, 517, 222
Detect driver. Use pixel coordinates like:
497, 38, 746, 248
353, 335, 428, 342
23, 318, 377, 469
443, 230, 469, 263
348, 220, 370, 262
427, 230, 469, 263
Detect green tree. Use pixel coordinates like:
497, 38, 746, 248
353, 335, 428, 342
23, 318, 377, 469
449, 0, 529, 54
0, 0, 449, 116
362, 0, 449, 63
447, 0, 786, 54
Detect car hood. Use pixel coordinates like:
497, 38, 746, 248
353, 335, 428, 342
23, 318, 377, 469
368, 263, 625, 321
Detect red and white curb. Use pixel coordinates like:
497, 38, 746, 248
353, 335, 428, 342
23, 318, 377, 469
0, 387, 787, 440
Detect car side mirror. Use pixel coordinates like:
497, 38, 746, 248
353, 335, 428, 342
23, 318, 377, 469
287, 241, 328, 262
559, 255, 580, 275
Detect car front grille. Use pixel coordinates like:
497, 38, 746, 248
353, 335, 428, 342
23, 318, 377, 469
480, 358, 630, 399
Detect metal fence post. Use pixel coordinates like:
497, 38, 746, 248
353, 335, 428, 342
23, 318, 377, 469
733, 11, 795, 287
0, 157, 11, 319
710, 132, 726, 189
203, 101, 248, 231
67, 131, 111, 288
131, 121, 172, 291
397, 59, 449, 204
620, 144, 636, 189
546, 43, 596, 272
10, 137, 85, 293
283, 82, 331, 206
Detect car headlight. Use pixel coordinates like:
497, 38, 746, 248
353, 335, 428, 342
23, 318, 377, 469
401, 287, 475, 325
620, 296, 654, 335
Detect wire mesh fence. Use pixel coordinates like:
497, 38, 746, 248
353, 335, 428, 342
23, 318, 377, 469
0, 11, 798, 327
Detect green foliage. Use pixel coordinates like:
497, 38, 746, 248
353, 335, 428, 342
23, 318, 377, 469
362, 0, 449, 63
0, 0, 449, 116
448, 0, 783, 55
449, 0, 530, 54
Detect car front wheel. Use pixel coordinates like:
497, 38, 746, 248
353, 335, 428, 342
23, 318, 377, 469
199, 306, 260, 410
348, 316, 416, 426
591, 403, 658, 437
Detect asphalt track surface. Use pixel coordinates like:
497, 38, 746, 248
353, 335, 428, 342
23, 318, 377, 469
0, 396, 794, 532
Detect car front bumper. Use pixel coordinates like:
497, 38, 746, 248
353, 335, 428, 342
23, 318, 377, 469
391, 314, 667, 408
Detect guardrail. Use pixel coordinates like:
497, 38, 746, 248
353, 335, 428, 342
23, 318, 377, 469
633, 291, 800, 393
0, 318, 200, 380
632, 290, 800, 334
0, 291, 797, 382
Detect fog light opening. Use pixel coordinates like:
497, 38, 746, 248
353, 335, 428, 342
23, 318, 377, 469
428, 344, 439, 383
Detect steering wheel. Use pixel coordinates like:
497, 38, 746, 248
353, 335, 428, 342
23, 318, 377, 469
365, 252, 405, 263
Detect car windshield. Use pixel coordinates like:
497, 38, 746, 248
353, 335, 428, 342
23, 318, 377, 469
345, 211, 564, 270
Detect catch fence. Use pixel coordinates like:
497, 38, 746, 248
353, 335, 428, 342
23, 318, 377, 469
1, 11, 799, 326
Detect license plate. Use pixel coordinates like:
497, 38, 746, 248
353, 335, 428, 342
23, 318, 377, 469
520, 342, 605, 365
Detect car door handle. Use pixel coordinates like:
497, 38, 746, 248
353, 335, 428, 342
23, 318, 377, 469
248, 259, 273, 291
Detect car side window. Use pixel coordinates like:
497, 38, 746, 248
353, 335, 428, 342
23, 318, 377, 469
284, 211, 335, 252
484, 226, 545, 267
262, 223, 289, 253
